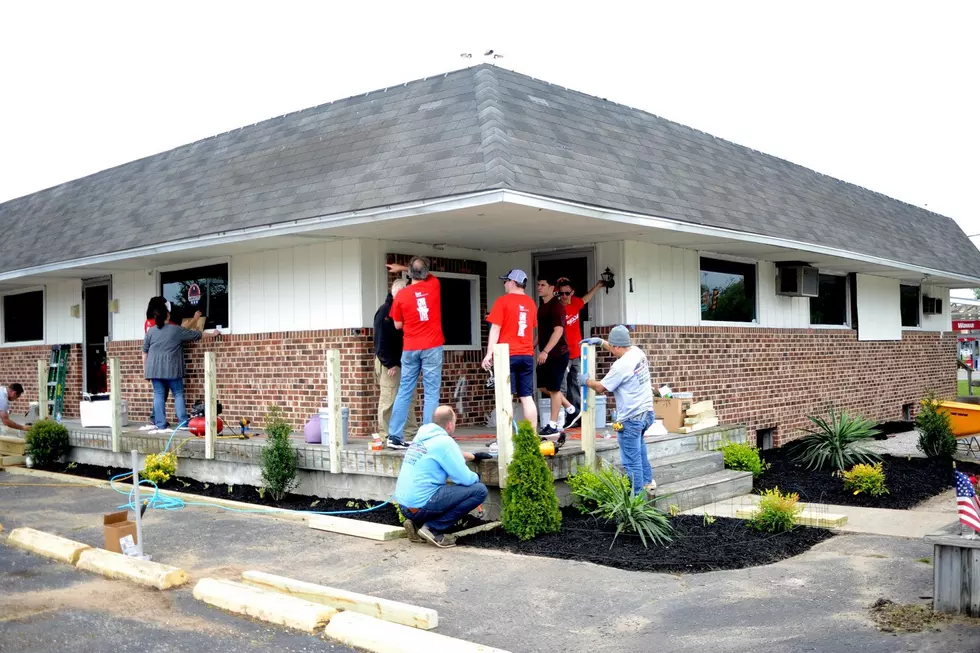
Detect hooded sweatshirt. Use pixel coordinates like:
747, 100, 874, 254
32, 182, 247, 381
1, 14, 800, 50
393, 423, 479, 508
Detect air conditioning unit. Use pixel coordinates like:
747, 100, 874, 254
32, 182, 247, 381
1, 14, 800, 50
923, 295, 943, 315
776, 264, 819, 297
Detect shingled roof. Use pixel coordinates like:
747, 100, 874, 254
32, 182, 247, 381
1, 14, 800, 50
2, 64, 978, 278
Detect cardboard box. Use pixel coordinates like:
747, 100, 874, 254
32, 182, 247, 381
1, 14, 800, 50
181, 315, 207, 331
654, 398, 693, 433
103, 511, 138, 554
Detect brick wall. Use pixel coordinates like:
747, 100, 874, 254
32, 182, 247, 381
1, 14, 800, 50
593, 325, 956, 446
0, 344, 82, 418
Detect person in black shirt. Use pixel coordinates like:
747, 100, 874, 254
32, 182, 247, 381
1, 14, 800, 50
536, 277, 570, 437
374, 279, 418, 440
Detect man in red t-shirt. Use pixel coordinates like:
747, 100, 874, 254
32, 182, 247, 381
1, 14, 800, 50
483, 269, 538, 430
557, 277, 605, 424
386, 256, 445, 449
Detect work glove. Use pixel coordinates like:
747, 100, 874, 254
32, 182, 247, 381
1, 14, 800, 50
472, 452, 493, 461
577, 372, 590, 386
581, 337, 604, 346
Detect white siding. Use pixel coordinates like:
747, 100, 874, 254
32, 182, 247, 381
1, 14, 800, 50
623, 241, 699, 326
920, 284, 951, 332
45, 280, 83, 344
856, 274, 901, 341
757, 261, 810, 328
111, 270, 155, 341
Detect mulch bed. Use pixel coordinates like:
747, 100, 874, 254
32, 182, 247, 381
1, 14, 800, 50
755, 448, 980, 509
55, 462, 834, 574
874, 421, 915, 439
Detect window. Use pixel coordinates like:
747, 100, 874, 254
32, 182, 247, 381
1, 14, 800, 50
700, 257, 756, 322
3, 290, 44, 343
160, 263, 229, 330
809, 274, 849, 326
900, 284, 920, 328
434, 273, 480, 349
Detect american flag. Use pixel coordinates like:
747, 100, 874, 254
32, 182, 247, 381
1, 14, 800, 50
955, 471, 980, 533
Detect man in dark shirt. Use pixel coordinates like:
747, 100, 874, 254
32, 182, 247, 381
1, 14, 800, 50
374, 279, 418, 440
536, 277, 570, 437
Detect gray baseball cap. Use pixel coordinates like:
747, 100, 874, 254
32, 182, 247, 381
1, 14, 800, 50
499, 269, 528, 284
608, 325, 632, 347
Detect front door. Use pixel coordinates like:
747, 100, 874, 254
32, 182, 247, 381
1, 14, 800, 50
533, 250, 595, 334
82, 281, 111, 395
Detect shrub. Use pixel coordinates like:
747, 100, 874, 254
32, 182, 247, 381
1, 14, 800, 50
792, 407, 880, 470
566, 463, 632, 513
142, 451, 177, 485
842, 462, 889, 497
25, 419, 70, 470
501, 419, 562, 541
261, 405, 297, 502
719, 440, 768, 477
916, 392, 956, 459
575, 465, 673, 549
749, 487, 801, 533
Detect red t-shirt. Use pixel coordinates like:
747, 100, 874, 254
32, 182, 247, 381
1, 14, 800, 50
389, 275, 444, 351
144, 319, 155, 334
487, 293, 538, 356
563, 297, 586, 359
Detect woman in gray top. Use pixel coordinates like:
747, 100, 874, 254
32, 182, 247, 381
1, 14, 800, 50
143, 304, 202, 430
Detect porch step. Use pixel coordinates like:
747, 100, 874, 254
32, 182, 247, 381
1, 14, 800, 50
644, 432, 698, 459
652, 469, 753, 513
649, 450, 724, 486
0, 436, 26, 457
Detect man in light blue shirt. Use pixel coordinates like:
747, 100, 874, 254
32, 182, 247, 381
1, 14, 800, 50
393, 405, 489, 547
580, 325, 656, 495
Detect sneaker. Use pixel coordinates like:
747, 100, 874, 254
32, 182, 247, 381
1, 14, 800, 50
644, 480, 657, 496
539, 424, 561, 437
386, 438, 410, 450
403, 518, 422, 543
564, 408, 581, 427
418, 525, 456, 548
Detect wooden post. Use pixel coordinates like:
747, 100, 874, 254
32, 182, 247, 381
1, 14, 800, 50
204, 352, 217, 460
493, 343, 513, 487
326, 349, 342, 474
109, 358, 122, 453
37, 360, 48, 421
580, 343, 597, 469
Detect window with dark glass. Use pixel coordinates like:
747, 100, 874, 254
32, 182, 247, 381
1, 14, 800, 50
435, 275, 478, 347
900, 284, 920, 327
810, 274, 848, 325
2, 290, 44, 343
160, 263, 229, 330
700, 258, 756, 322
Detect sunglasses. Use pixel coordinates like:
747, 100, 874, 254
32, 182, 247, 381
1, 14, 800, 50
558, 291, 572, 296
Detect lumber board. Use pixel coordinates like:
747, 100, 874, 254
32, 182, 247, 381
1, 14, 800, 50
76, 548, 189, 589
735, 508, 847, 528
242, 570, 438, 629
493, 343, 514, 487
677, 417, 719, 433
308, 514, 406, 541
194, 578, 336, 632
1, 455, 26, 467
323, 610, 512, 653
683, 410, 716, 425
685, 400, 714, 416
0, 436, 26, 455
451, 521, 502, 539
6, 527, 91, 565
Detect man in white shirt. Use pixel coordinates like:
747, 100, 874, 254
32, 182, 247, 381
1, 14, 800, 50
579, 326, 656, 495
0, 383, 28, 433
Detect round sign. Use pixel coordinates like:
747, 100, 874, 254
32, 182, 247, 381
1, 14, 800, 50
187, 283, 202, 306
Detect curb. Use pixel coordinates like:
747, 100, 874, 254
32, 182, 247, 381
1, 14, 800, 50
194, 578, 337, 633
6, 527, 92, 565
76, 548, 189, 589
324, 610, 512, 653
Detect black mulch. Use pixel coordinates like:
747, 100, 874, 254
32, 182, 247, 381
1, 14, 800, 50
874, 421, 915, 439
460, 508, 834, 573
755, 448, 980, 509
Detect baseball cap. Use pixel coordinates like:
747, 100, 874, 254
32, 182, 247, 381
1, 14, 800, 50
499, 269, 528, 284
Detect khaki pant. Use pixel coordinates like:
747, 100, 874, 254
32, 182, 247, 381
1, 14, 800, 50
375, 358, 418, 438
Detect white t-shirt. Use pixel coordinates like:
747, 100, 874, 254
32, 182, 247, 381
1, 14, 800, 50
600, 347, 654, 422
0, 386, 8, 413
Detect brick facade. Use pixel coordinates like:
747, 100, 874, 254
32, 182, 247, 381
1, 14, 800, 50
0, 344, 82, 419
593, 325, 956, 446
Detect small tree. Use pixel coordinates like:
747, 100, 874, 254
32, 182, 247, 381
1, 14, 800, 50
261, 405, 297, 502
25, 419, 70, 470
501, 419, 562, 541
916, 392, 956, 459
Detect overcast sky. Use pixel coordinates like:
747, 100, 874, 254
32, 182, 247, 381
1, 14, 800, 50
2, 2, 977, 289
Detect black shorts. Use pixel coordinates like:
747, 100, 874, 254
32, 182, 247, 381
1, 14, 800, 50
510, 355, 534, 398
537, 353, 570, 393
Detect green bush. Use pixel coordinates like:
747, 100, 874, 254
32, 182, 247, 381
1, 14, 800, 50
749, 487, 801, 533
719, 440, 767, 477
842, 462, 889, 497
792, 407, 880, 470
501, 419, 562, 541
916, 392, 956, 459
574, 465, 673, 549
566, 463, 632, 513
25, 419, 70, 470
260, 405, 297, 502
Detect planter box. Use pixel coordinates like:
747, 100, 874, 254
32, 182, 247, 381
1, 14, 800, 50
924, 522, 980, 616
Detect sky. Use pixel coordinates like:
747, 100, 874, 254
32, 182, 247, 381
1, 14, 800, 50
1, 2, 977, 290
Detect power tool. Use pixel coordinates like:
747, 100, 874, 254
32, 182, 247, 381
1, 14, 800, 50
188, 400, 224, 436
238, 417, 251, 439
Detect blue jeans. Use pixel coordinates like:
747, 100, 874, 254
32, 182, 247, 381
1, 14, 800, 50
618, 411, 655, 494
408, 483, 488, 533
389, 346, 443, 441
151, 378, 187, 430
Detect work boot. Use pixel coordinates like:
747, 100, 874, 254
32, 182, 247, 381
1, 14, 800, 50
418, 525, 456, 548
403, 518, 423, 543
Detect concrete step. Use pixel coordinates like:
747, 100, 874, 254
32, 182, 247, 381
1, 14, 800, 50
644, 432, 698, 458
650, 450, 724, 485
653, 469, 753, 512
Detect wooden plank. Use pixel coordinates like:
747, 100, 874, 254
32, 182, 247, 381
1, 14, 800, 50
686, 400, 714, 416
493, 343, 513, 488
37, 360, 48, 421
580, 343, 597, 470
971, 548, 980, 616
326, 349, 342, 474
193, 578, 335, 633
241, 570, 438, 630
735, 508, 847, 528
1, 454, 26, 467
77, 548, 189, 590
204, 352, 217, 460
684, 410, 717, 425
324, 611, 512, 653
677, 418, 720, 434
6, 527, 91, 565
308, 514, 405, 541
0, 436, 26, 455
109, 358, 122, 453
451, 521, 501, 539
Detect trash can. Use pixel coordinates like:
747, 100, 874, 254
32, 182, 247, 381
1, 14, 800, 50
316, 407, 349, 445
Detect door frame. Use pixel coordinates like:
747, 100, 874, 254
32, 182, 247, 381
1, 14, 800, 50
81, 277, 112, 395
532, 247, 597, 334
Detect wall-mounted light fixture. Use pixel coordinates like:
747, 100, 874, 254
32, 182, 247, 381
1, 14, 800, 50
108, 299, 120, 314
600, 267, 616, 293
69, 304, 81, 318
